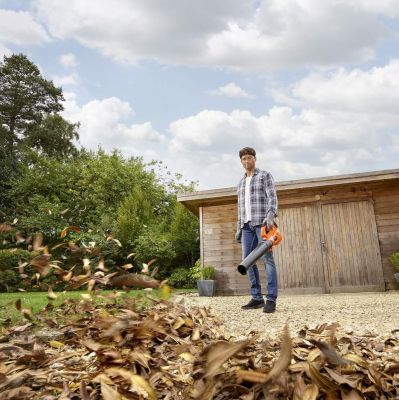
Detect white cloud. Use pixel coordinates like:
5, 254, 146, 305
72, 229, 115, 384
273, 59, 399, 114
34, 0, 391, 71
340, 0, 399, 17
0, 42, 11, 58
52, 72, 78, 87
209, 82, 255, 99
59, 53, 78, 68
167, 104, 398, 189
62, 95, 165, 153
0, 9, 50, 45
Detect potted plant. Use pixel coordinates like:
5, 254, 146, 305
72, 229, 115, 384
389, 252, 399, 283
197, 265, 216, 296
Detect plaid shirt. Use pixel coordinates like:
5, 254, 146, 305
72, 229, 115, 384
237, 168, 278, 229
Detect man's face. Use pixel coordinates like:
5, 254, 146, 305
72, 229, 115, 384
240, 154, 256, 170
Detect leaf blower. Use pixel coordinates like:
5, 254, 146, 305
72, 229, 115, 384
237, 223, 283, 275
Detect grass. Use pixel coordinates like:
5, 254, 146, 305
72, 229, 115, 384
0, 288, 196, 325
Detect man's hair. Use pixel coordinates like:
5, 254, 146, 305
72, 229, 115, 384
239, 147, 256, 159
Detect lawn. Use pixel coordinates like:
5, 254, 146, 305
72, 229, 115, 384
0, 288, 196, 325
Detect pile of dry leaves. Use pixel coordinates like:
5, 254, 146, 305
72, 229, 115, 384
0, 224, 398, 399
0, 292, 398, 400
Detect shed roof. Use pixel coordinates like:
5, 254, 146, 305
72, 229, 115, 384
177, 168, 399, 215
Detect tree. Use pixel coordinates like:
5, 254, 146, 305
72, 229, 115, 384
169, 203, 200, 266
23, 114, 79, 158
0, 53, 64, 157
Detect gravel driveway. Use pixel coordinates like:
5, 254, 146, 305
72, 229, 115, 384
176, 291, 399, 340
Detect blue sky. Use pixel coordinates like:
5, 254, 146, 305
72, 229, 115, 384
1, 0, 399, 189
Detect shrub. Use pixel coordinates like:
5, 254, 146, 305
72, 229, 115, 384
0, 248, 31, 271
389, 252, 399, 271
0, 269, 19, 292
169, 267, 196, 289
135, 229, 176, 267
201, 265, 216, 280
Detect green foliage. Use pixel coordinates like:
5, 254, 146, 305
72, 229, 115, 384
169, 203, 199, 267
23, 114, 79, 158
135, 228, 176, 268
0, 53, 64, 156
0, 54, 201, 282
0, 269, 19, 292
168, 267, 197, 289
0, 248, 31, 271
201, 265, 216, 280
114, 186, 153, 246
389, 252, 399, 271
0, 249, 32, 292
7, 149, 160, 232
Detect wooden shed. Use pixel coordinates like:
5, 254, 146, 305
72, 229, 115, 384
177, 169, 399, 295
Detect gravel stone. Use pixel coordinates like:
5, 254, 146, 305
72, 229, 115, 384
178, 291, 399, 340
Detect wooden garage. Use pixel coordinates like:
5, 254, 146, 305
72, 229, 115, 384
177, 169, 399, 295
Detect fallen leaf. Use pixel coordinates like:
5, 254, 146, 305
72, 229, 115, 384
201, 340, 249, 378
264, 323, 292, 383
49, 340, 65, 349
309, 339, 350, 366
101, 379, 122, 400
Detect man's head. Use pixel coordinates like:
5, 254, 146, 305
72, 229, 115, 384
239, 147, 256, 172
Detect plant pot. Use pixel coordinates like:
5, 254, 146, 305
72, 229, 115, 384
197, 280, 216, 297
394, 273, 399, 283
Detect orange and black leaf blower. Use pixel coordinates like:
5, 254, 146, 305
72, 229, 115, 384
237, 223, 282, 275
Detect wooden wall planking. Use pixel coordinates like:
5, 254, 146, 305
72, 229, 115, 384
372, 184, 399, 289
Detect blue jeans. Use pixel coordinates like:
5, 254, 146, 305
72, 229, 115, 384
241, 222, 278, 302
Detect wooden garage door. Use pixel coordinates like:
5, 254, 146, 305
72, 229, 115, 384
273, 205, 325, 294
321, 201, 384, 292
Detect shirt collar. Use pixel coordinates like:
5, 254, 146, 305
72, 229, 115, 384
243, 167, 259, 178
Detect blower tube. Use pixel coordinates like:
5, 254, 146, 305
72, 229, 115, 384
237, 240, 272, 275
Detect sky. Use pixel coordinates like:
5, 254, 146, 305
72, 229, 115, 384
1, 0, 399, 190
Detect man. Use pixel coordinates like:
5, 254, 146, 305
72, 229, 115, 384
235, 147, 278, 313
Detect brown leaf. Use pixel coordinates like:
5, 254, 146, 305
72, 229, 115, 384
101, 380, 122, 400
264, 323, 292, 383
79, 381, 90, 400
110, 273, 161, 289
47, 286, 58, 300
303, 384, 319, 400
30, 254, 52, 277
309, 339, 350, 366
237, 369, 268, 383
308, 362, 338, 391
15, 231, 26, 244
293, 374, 306, 400
15, 299, 21, 311
341, 389, 365, 400
0, 222, 12, 233
104, 368, 156, 400
325, 367, 362, 388
33, 233, 43, 251
343, 353, 369, 368
200, 340, 249, 378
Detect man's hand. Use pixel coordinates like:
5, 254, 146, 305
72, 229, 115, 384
262, 211, 275, 231
235, 229, 242, 243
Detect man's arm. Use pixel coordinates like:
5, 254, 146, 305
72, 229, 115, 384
265, 171, 278, 217
262, 172, 278, 229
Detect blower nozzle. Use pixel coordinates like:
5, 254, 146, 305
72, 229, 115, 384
237, 224, 282, 275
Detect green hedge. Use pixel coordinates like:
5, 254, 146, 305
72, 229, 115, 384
0, 249, 33, 292
169, 263, 201, 289
0, 248, 31, 271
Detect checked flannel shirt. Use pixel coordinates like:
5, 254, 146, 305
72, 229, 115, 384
237, 168, 278, 229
